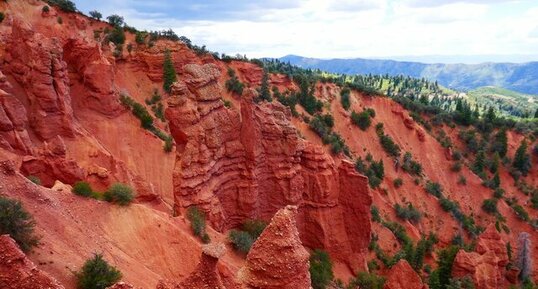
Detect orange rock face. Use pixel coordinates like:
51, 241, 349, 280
383, 260, 426, 289
0, 235, 65, 289
240, 205, 311, 289
166, 64, 372, 272
452, 226, 509, 289
6, 19, 75, 140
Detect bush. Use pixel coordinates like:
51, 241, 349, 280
0, 196, 40, 252
73, 181, 94, 198
225, 68, 244, 96
106, 14, 124, 27
103, 183, 134, 206
163, 49, 177, 93
379, 133, 401, 157
228, 230, 254, 253
89, 10, 102, 21
242, 219, 267, 239
309, 249, 334, 289
340, 88, 351, 110
393, 178, 403, 188
394, 203, 421, 223
164, 137, 173, 153
351, 110, 372, 131
42, 5, 50, 13
107, 26, 125, 46
425, 181, 443, 198
76, 254, 122, 289
349, 272, 385, 289
482, 198, 498, 214
402, 152, 423, 176
186, 206, 210, 242
27, 175, 41, 185
45, 0, 76, 12
457, 175, 467, 185
0, 12, 4, 23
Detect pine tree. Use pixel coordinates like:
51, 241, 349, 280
513, 140, 532, 175
491, 129, 508, 157
534, 109, 538, 119
162, 49, 177, 93
259, 71, 272, 102
473, 150, 486, 174
485, 106, 496, 123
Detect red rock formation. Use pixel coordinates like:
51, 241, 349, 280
63, 38, 122, 116
452, 226, 509, 289
240, 205, 311, 289
383, 260, 426, 289
0, 235, 65, 289
19, 136, 84, 187
6, 19, 75, 140
167, 64, 372, 272
157, 243, 236, 289
0, 70, 33, 152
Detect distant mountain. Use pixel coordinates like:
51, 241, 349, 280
279, 55, 538, 95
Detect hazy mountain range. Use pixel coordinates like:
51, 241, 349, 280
279, 55, 538, 95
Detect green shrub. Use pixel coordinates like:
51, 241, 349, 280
89, 10, 102, 20
340, 87, 351, 110
429, 246, 459, 289
103, 183, 134, 206
186, 206, 210, 242
370, 206, 381, 223
349, 272, 385, 289
241, 219, 267, 239
393, 178, 403, 188
42, 5, 50, 13
45, 0, 76, 12
163, 49, 177, 93
108, 26, 125, 46
402, 152, 423, 176
0, 196, 40, 252
228, 229, 254, 253
482, 198, 498, 214
27, 175, 41, 185
225, 68, 244, 96
0, 12, 4, 23
457, 175, 467, 185
351, 110, 372, 130
425, 181, 443, 198
379, 133, 401, 157
164, 137, 173, 153
73, 181, 94, 197
309, 249, 334, 289
76, 254, 121, 289
106, 14, 124, 27
394, 203, 421, 223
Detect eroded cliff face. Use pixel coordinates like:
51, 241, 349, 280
166, 63, 372, 272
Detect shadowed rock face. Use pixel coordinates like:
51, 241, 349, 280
452, 225, 509, 289
166, 64, 372, 272
240, 205, 311, 289
0, 235, 65, 289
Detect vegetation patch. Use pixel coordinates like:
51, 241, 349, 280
76, 254, 122, 289
0, 196, 40, 252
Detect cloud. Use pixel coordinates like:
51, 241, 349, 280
73, 0, 538, 61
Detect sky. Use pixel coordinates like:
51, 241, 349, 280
74, 0, 538, 63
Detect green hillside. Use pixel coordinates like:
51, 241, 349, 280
466, 86, 538, 118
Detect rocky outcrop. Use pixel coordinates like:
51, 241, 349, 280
63, 38, 122, 116
6, 19, 75, 140
383, 260, 426, 289
452, 226, 509, 289
107, 282, 135, 289
157, 243, 235, 289
240, 205, 311, 289
19, 136, 84, 187
0, 235, 65, 289
166, 64, 372, 272
0, 70, 33, 152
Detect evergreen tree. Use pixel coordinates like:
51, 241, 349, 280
485, 106, 496, 123
513, 140, 532, 175
490, 129, 508, 157
534, 109, 538, 119
473, 150, 486, 174
162, 49, 177, 93
259, 71, 272, 102
89, 10, 102, 20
